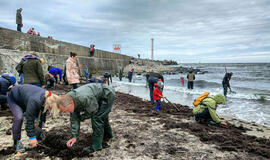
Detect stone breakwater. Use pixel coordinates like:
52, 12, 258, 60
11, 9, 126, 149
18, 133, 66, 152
123, 58, 202, 76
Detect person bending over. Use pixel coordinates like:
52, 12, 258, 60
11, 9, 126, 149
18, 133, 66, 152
56, 83, 115, 153
193, 94, 227, 126
7, 84, 59, 153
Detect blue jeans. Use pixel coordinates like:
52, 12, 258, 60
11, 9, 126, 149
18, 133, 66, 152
148, 77, 158, 103
20, 74, 24, 84
30, 83, 42, 87
155, 100, 162, 111
17, 24, 21, 32
194, 108, 212, 122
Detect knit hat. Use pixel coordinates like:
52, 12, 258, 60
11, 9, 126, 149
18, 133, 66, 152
157, 81, 164, 88
9, 75, 16, 85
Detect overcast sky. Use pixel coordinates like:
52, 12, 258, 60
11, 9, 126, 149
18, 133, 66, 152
1, 0, 270, 63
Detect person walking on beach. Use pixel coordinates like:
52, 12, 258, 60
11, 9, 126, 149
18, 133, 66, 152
222, 72, 233, 96
153, 81, 164, 111
128, 68, 134, 82
66, 52, 80, 89
193, 94, 227, 125
187, 71, 195, 89
7, 84, 59, 153
56, 83, 115, 153
0, 73, 17, 110
16, 8, 23, 32
146, 72, 164, 104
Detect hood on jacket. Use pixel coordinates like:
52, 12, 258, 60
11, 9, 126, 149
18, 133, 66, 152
212, 94, 226, 104
17, 8, 22, 13
157, 81, 164, 88
0, 74, 16, 85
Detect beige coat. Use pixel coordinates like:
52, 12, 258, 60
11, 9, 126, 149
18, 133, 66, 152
65, 57, 80, 84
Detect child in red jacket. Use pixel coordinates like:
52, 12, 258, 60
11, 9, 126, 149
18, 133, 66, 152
153, 81, 164, 111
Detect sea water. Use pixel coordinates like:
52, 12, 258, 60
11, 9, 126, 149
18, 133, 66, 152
112, 63, 270, 127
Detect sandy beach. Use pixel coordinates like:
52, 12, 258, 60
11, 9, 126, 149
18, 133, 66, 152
0, 84, 270, 160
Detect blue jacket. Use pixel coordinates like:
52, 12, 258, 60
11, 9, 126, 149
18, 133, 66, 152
8, 84, 47, 138
49, 67, 62, 81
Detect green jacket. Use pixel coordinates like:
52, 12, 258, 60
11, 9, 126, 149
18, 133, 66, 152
193, 94, 225, 123
23, 59, 45, 85
68, 83, 115, 138
16, 9, 22, 24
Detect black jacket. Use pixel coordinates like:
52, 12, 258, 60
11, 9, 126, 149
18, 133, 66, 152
8, 84, 46, 138
222, 73, 232, 87
0, 74, 13, 96
146, 72, 164, 82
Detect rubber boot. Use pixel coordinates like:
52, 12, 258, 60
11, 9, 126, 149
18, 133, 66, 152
155, 106, 159, 111
14, 140, 25, 153
0, 103, 8, 110
103, 118, 113, 141
92, 136, 103, 151
83, 146, 95, 153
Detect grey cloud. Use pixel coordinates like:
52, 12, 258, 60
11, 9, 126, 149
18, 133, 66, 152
0, 0, 270, 62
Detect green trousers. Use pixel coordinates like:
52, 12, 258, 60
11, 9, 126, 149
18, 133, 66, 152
91, 93, 115, 151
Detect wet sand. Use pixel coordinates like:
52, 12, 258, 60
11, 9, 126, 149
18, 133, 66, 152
0, 84, 269, 159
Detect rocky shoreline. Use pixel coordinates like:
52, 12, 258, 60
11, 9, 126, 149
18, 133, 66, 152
123, 58, 204, 76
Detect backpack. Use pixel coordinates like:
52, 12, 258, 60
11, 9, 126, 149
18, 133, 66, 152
193, 92, 210, 107
15, 60, 27, 74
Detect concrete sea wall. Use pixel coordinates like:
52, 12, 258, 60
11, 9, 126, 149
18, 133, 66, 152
0, 27, 133, 77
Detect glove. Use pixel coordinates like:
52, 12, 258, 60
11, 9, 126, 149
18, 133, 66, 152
36, 127, 46, 141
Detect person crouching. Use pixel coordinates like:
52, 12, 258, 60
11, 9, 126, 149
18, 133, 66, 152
7, 84, 59, 153
153, 81, 164, 111
192, 94, 227, 126
56, 83, 115, 153
45, 73, 56, 88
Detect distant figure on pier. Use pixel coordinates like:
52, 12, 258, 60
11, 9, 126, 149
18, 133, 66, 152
37, 32, 40, 36
128, 68, 134, 82
16, 8, 23, 32
187, 71, 195, 89
89, 44, 95, 57
138, 54, 140, 58
27, 28, 36, 35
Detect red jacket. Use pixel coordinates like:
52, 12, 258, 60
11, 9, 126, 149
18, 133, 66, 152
153, 88, 163, 101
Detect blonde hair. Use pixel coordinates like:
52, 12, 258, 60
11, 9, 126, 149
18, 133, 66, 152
45, 91, 60, 117
57, 94, 73, 108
